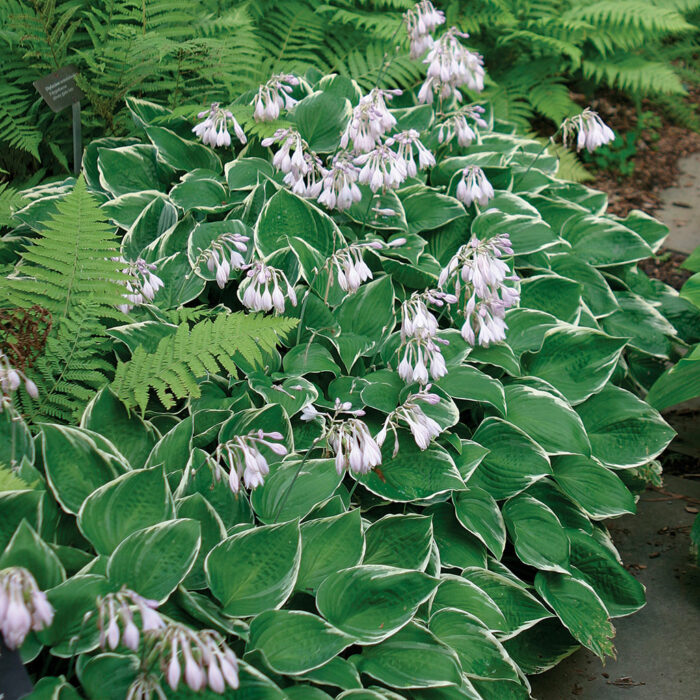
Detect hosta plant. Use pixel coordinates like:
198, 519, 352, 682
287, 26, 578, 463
1, 6, 696, 698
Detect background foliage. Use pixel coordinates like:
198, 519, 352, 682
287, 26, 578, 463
1, 0, 699, 180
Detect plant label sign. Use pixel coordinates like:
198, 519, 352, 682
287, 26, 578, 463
33, 65, 83, 113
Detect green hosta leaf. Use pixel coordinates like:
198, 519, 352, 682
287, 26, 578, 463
360, 369, 405, 413
467, 343, 521, 376
398, 188, 466, 234
176, 494, 227, 590
552, 455, 636, 519
316, 565, 438, 644
297, 510, 364, 594
186, 219, 251, 282
525, 479, 593, 533
521, 325, 627, 405
503, 308, 558, 357
256, 189, 338, 258
38, 575, 113, 656
0, 521, 64, 589
534, 571, 615, 659
518, 274, 582, 324
461, 568, 553, 637
226, 157, 275, 190
335, 276, 396, 346
149, 251, 206, 309
646, 344, 700, 410
25, 676, 81, 699
41, 425, 127, 515
356, 622, 463, 689
504, 384, 591, 456
98, 145, 167, 196
355, 436, 464, 502
250, 458, 342, 524
502, 495, 570, 572
79, 653, 139, 700
206, 520, 301, 616
453, 487, 507, 558
681, 272, 700, 308
107, 519, 200, 601
0, 409, 34, 467
470, 418, 552, 500
503, 618, 578, 675
249, 610, 352, 675
101, 191, 167, 229
472, 192, 559, 255
345, 188, 408, 232
296, 657, 362, 690
431, 575, 507, 632
429, 609, 521, 682
453, 440, 490, 481
363, 514, 433, 571
145, 125, 221, 172
121, 196, 178, 259
284, 342, 341, 377
293, 91, 352, 152
220, 404, 294, 455
560, 214, 653, 266
567, 529, 645, 617
601, 291, 676, 358
427, 502, 487, 569
575, 385, 675, 468
169, 178, 231, 213
549, 254, 618, 317
435, 365, 506, 415
0, 490, 43, 552
78, 466, 174, 555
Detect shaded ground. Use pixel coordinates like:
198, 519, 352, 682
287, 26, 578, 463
530, 475, 700, 700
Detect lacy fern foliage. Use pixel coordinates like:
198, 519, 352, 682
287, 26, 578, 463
112, 312, 297, 412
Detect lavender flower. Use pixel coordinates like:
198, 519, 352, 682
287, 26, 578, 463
239, 262, 297, 313
0, 567, 54, 649
115, 257, 164, 313
438, 105, 488, 147
329, 239, 405, 294
204, 430, 288, 493
455, 165, 494, 207
0, 350, 38, 408
398, 332, 448, 385
193, 103, 246, 148
561, 108, 615, 153
340, 88, 402, 154
404, 1, 445, 58
252, 74, 300, 121
317, 156, 362, 211
97, 588, 165, 651
377, 386, 442, 453
386, 129, 436, 176
355, 144, 408, 192
198, 231, 249, 288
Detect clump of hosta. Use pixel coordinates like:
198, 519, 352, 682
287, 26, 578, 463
377, 386, 443, 453
455, 165, 494, 206
115, 257, 164, 313
204, 430, 288, 493
0, 567, 53, 649
561, 108, 615, 153
193, 103, 246, 147
438, 104, 488, 147
302, 400, 382, 475
252, 74, 300, 121
439, 233, 520, 346
239, 261, 297, 313
404, 0, 445, 58
97, 588, 165, 651
0, 350, 38, 408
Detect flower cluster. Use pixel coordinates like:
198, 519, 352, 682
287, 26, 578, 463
438, 105, 488, 147
318, 157, 362, 211
439, 234, 520, 346
193, 103, 246, 148
404, 0, 445, 58
561, 108, 615, 153
115, 257, 164, 313
1, 350, 38, 409
398, 292, 452, 385
199, 231, 249, 288
455, 165, 494, 207
252, 74, 300, 121
204, 430, 288, 493
301, 400, 382, 476
386, 129, 436, 176
419, 28, 485, 104
377, 386, 442, 454
152, 624, 239, 694
261, 128, 325, 197
329, 238, 406, 294
341, 88, 401, 153
97, 588, 165, 651
0, 567, 54, 649
239, 261, 297, 313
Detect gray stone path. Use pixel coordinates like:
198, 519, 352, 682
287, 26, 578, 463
530, 474, 700, 699
656, 153, 700, 254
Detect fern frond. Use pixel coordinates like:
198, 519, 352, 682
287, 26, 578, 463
1, 176, 128, 319
0, 182, 27, 228
0, 463, 34, 492
582, 56, 686, 94
112, 312, 298, 413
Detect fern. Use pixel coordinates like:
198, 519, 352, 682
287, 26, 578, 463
0, 463, 34, 492
20, 303, 113, 423
112, 312, 298, 413
0, 182, 27, 228
1, 176, 127, 319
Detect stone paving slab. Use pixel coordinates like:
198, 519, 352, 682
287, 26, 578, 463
656, 154, 700, 254
529, 474, 700, 699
